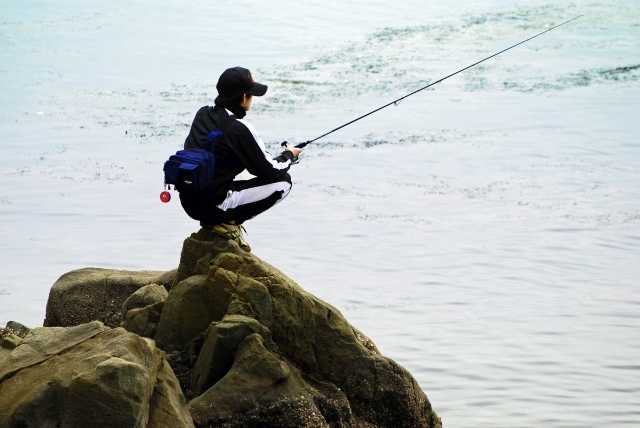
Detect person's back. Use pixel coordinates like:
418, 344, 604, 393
178, 67, 302, 251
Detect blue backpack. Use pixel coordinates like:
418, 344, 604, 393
163, 130, 224, 191
163, 116, 235, 192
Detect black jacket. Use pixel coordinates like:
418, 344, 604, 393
179, 105, 294, 220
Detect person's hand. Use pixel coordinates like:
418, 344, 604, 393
285, 146, 302, 158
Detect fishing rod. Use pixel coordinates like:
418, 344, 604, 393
283, 15, 583, 150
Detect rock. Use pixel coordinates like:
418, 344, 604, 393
0, 335, 21, 351
0, 322, 194, 428
154, 274, 217, 353
351, 326, 380, 355
156, 268, 179, 292
172, 234, 224, 288
188, 333, 333, 428
44, 268, 170, 328
188, 314, 274, 398
0, 322, 30, 350
0, 321, 108, 382
63, 356, 155, 426
5, 321, 30, 337
120, 284, 169, 339
149, 357, 194, 428
123, 284, 168, 316
123, 301, 165, 338
155, 229, 441, 428
31, 228, 440, 427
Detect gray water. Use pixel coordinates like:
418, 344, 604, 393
1, 0, 639, 426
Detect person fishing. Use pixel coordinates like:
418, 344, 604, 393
178, 67, 302, 252
167, 17, 581, 252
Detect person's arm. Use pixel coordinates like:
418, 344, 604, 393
231, 119, 298, 180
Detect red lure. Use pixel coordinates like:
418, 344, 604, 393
160, 191, 171, 203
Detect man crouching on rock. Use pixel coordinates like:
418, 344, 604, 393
178, 67, 302, 252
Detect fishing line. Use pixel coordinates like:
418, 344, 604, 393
283, 15, 583, 150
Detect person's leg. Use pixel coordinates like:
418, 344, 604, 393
199, 174, 292, 252
214, 174, 292, 224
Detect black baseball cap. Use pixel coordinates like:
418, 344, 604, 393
216, 67, 268, 97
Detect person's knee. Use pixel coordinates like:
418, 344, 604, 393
280, 172, 292, 185
281, 181, 292, 199
276, 176, 292, 201
276, 173, 292, 199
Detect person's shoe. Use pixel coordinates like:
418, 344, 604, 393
207, 223, 251, 252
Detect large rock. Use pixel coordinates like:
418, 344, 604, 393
44, 268, 171, 328
0, 321, 193, 428
155, 229, 441, 428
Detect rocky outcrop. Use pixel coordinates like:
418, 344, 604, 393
44, 268, 175, 328
23, 228, 440, 427
154, 229, 441, 428
0, 321, 193, 428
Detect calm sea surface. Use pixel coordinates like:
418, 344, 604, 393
1, 0, 639, 426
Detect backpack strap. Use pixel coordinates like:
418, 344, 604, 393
204, 114, 236, 151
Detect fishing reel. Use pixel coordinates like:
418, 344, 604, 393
281, 140, 308, 164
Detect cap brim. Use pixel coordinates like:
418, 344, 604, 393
246, 82, 268, 96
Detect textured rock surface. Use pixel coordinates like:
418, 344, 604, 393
0, 322, 194, 428
44, 268, 170, 328
123, 284, 169, 316
156, 268, 179, 292
188, 315, 274, 398
0, 321, 107, 381
0, 322, 30, 350
123, 301, 165, 338
155, 229, 441, 428
0, 335, 21, 351
188, 333, 330, 427
149, 356, 195, 428
121, 284, 169, 339
5, 322, 30, 337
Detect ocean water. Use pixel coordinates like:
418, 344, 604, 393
1, 0, 639, 426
